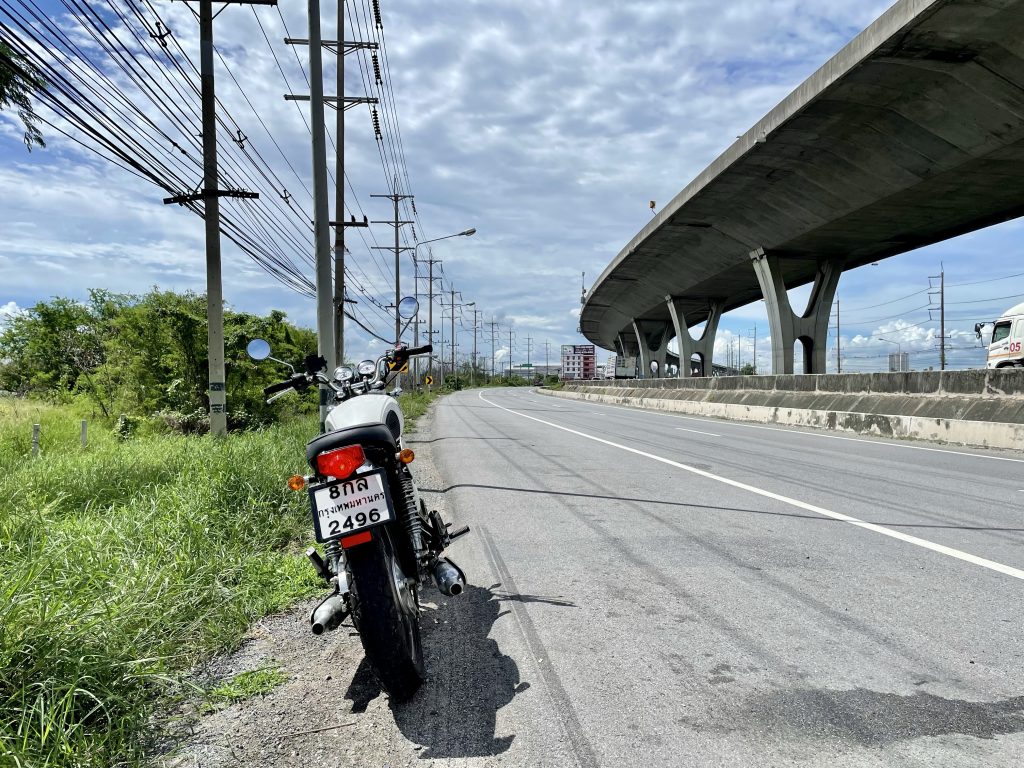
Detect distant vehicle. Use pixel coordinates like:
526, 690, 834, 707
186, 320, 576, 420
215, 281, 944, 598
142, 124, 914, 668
975, 301, 1024, 368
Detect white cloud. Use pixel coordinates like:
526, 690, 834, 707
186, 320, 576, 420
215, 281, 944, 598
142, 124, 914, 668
1, 0, 1017, 374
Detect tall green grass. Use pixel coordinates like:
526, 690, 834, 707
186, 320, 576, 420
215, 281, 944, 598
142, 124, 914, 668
0, 399, 320, 767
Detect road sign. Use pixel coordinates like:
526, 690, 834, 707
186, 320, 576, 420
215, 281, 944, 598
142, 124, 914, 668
425, 375, 433, 385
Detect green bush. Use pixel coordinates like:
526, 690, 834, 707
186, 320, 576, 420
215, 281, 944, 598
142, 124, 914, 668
0, 400, 320, 766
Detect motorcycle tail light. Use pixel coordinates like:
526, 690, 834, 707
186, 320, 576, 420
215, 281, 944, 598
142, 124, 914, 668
316, 445, 365, 479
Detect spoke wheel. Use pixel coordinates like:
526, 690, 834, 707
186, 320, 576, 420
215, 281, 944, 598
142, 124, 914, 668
346, 526, 424, 700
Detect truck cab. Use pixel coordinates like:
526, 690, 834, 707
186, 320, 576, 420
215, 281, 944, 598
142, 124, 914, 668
977, 301, 1024, 369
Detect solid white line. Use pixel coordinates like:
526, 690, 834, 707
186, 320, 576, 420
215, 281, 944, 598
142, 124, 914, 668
676, 427, 720, 437
480, 391, 1024, 582
545, 394, 1024, 464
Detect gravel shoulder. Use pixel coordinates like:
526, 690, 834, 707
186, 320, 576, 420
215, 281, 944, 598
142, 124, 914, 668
155, 396, 522, 768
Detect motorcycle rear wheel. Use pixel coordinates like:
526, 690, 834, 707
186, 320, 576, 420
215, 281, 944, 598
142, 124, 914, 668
346, 526, 425, 700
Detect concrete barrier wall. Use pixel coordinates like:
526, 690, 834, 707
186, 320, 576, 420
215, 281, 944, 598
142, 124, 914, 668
548, 369, 1024, 451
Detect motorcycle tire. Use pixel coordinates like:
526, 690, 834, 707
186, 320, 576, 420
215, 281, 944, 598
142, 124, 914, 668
346, 526, 425, 700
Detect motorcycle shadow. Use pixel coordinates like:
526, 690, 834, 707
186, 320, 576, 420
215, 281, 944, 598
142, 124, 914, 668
344, 582, 542, 758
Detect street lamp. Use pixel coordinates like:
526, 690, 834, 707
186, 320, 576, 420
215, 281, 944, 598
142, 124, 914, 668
413, 228, 476, 389
877, 337, 904, 372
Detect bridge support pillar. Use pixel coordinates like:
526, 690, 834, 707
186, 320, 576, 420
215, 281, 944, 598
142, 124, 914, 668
751, 248, 842, 374
632, 318, 670, 378
666, 297, 723, 377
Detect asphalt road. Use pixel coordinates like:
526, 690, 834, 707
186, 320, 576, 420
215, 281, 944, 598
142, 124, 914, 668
414, 386, 1024, 767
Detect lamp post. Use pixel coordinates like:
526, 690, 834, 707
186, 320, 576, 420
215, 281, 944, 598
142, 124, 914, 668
414, 228, 476, 389
878, 337, 904, 372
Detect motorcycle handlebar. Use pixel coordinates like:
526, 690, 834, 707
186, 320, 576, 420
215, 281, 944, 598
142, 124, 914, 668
405, 344, 432, 356
264, 376, 301, 396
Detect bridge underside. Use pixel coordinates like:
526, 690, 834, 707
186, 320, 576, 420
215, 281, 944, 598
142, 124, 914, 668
581, 0, 1024, 375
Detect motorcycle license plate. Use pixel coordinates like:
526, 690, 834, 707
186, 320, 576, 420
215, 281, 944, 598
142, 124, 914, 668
308, 469, 394, 542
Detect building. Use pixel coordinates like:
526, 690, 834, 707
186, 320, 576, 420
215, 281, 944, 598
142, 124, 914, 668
560, 344, 596, 380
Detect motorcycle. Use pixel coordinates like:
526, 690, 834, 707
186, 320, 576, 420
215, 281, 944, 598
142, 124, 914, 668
246, 298, 469, 700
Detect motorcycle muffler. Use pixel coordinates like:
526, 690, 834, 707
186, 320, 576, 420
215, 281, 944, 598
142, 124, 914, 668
432, 557, 466, 597
310, 593, 348, 635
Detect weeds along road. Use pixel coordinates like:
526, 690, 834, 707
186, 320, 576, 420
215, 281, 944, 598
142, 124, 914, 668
167, 387, 1024, 767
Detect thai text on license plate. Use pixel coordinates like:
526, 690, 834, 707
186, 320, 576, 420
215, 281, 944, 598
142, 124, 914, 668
309, 469, 393, 542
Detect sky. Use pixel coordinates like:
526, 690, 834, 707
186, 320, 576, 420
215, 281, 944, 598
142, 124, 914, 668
2, 0, 1022, 374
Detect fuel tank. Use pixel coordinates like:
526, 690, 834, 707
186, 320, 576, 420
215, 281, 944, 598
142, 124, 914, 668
325, 393, 405, 444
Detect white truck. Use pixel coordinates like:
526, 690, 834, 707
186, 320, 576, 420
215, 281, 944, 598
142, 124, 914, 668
975, 301, 1024, 368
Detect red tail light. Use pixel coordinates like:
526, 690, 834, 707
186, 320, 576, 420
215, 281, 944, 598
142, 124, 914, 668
316, 445, 365, 479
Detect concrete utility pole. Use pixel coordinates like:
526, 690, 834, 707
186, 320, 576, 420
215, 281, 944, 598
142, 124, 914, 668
165, 0, 273, 437
471, 308, 481, 387
508, 328, 514, 379
424, 254, 441, 387
450, 288, 456, 384
488, 317, 498, 380
370, 190, 414, 342
544, 339, 550, 376
306, 0, 334, 430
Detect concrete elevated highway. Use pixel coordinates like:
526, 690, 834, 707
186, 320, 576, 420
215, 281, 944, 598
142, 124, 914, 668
580, 0, 1024, 376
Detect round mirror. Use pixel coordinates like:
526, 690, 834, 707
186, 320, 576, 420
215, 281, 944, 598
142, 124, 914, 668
357, 359, 376, 377
246, 338, 271, 361
333, 366, 354, 383
397, 296, 419, 320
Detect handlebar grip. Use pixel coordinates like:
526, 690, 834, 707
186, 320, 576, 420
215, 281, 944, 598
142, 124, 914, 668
405, 344, 432, 356
264, 378, 296, 396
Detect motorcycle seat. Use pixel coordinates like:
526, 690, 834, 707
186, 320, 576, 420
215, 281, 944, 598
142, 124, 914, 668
306, 422, 397, 467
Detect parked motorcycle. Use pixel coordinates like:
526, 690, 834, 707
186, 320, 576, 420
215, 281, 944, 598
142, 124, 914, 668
246, 298, 469, 700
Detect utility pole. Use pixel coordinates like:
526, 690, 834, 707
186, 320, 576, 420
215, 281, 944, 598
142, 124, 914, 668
544, 339, 551, 377
450, 288, 457, 386
748, 325, 757, 374
422, 254, 442, 388
471, 308, 481, 387
285, 2, 383, 430
370, 189, 414, 342
164, 0, 273, 437
525, 336, 533, 368
488, 317, 498, 381
928, 267, 947, 370
836, 301, 841, 374
508, 328, 514, 379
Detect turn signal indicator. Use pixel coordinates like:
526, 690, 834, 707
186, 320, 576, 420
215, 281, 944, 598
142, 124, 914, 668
398, 448, 415, 464
287, 475, 306, 491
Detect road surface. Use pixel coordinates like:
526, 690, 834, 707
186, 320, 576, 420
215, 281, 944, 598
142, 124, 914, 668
412, 386, 1024, 766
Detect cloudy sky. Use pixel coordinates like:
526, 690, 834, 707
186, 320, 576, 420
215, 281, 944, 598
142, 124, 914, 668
2, 0, 1021, 373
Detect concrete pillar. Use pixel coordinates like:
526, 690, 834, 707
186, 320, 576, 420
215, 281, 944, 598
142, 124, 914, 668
750, 248, 842, 374
666, 297, 723, 378
631, 319, 670, 378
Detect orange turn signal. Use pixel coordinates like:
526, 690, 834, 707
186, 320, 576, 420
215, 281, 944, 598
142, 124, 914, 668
287, 475, 306, 491
398, 448, 415, 464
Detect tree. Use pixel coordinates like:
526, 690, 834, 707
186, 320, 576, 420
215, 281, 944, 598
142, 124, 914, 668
0, 41, 45, 151
739, 363, 757, 375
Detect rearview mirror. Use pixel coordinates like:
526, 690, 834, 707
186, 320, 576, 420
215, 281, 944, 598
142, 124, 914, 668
397, 296, 419, 320
247, 338, 271, 360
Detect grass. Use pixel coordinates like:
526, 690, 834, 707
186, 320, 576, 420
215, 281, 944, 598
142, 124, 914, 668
0, 398, 321, 767
201, 667, 287, 714
397, 388, 442, 428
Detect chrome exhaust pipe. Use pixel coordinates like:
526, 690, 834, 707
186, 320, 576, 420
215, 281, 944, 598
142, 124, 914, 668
432, 557, 465, 597
310, 593, 348, 635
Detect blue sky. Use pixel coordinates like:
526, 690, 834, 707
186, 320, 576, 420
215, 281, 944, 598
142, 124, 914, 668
2, 0, 1021, 373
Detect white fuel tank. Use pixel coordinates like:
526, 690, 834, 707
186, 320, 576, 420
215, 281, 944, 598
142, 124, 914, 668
325, 393, 405, 444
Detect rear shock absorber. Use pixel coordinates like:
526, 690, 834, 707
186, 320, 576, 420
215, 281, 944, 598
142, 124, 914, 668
397, 466, 425, 561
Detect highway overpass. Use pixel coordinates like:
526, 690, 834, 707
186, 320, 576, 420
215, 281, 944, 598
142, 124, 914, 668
580, 0, 1024, 375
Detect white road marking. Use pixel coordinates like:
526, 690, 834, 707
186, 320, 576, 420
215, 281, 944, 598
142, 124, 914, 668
676, 427, 720, 437
543, 394, 1024, 464
480, 391, 1024, 582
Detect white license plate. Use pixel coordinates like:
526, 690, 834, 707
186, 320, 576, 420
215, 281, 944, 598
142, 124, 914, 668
309, 469, 394, 542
